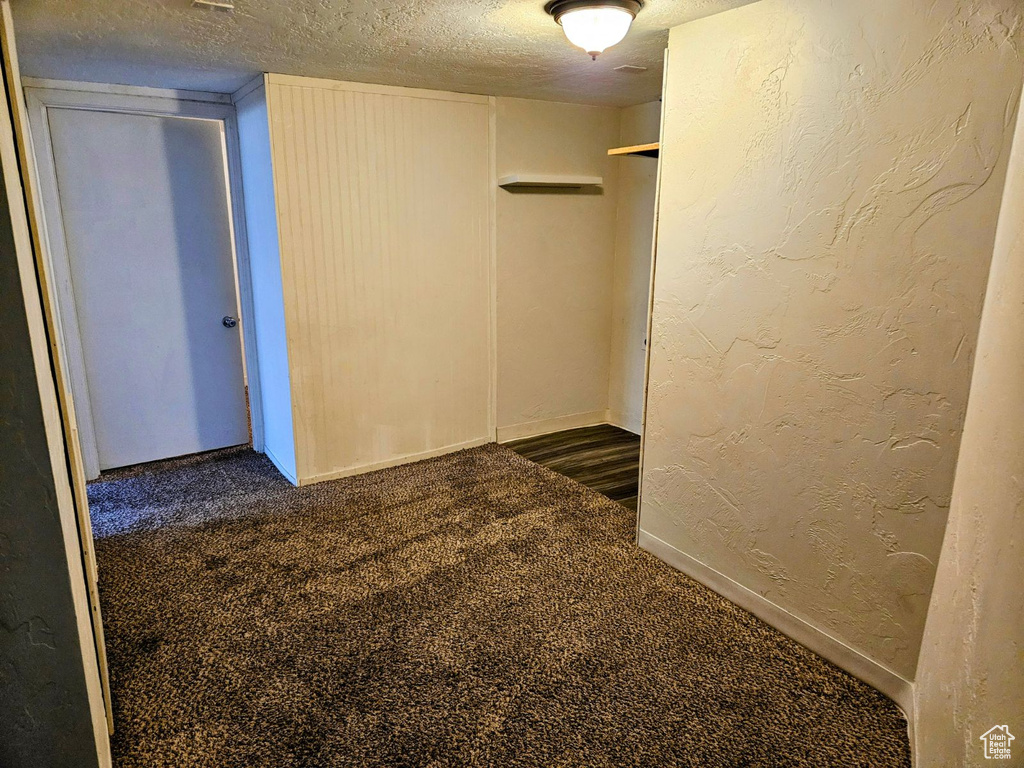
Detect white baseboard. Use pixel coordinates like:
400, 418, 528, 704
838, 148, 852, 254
297, 436, 492, 486
496, 410, 611, 443
637, 529, 915, 716
606, 410, 641, 435
264, 445, 299, 486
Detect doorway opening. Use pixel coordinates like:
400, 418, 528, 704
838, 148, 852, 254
27, 84, 262, 480
24, 81, 264, 734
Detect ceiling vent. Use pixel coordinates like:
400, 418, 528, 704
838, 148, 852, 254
613, 64, 648, 74
192, 0, 234, 10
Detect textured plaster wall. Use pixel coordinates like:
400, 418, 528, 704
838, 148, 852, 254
914, 95, 1024, 767
641, 0, 1024, 681
496, 97, 621, 436
0, 139, 98, 766
608, 101, 660, 433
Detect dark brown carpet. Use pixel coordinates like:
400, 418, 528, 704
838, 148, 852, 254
505, 424, 641, 510
88, 445, 910, 767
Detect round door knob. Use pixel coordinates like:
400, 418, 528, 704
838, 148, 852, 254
222, 316, 238, 328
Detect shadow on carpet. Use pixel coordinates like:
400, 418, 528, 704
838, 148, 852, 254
88, 444, 910, 767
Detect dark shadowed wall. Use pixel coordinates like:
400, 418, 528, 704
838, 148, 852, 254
0, 99, 99, 767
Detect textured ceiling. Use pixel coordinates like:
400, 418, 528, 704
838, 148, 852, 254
11, 0, 755, 106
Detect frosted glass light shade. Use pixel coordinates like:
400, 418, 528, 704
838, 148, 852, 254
558, 6, 634, 57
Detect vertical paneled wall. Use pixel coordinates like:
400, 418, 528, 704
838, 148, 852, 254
264, 76, 493, 483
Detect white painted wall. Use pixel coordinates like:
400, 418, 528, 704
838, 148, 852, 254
235, 80, 297, 482
640, 0, 1023, 701
914, 90, 1024, 766
263, 75, 493, 483
235, 81, 657, 480
233, 78, 663, 481
495, 97, 621, 441
608, 101, 659, 434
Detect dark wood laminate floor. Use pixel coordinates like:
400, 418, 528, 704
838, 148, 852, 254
505, 424, 641, 509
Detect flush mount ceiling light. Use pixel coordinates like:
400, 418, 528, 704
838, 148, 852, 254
546, 0, 642, 60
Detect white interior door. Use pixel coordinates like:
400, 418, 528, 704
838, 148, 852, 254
47, 108, 248, 472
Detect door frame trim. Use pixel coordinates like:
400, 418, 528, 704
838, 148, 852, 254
23, 80, 263, 476
0, 25, 113, 762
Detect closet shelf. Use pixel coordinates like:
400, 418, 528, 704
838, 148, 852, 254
497, 174, 603, 189
607, 142, 659, 158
